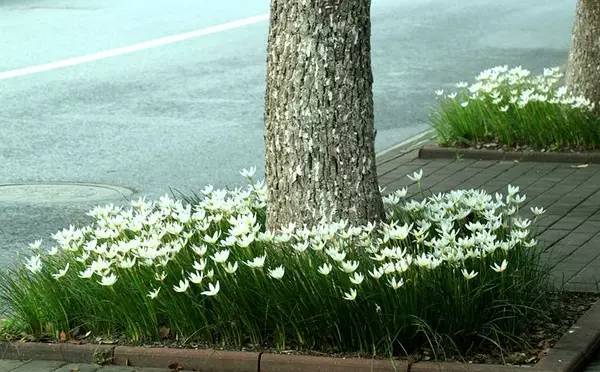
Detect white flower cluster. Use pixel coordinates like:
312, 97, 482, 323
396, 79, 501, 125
436, 66, 595, 111
23, 170, 544, 302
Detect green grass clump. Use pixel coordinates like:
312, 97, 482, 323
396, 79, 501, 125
0, 171, 551, 358
432, 66, 600, 150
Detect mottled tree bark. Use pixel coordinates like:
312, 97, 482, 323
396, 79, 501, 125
566, 0, 600, 113
264, 0, 384, 229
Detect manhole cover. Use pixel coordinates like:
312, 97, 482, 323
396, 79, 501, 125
0, 183, 134, 204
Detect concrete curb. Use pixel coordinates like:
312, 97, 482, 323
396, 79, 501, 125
1, 298, 599, 371
418, 143, 600, 164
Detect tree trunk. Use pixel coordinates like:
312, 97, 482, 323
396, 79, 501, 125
264, 0, 384, 230
566, 0, 600, 112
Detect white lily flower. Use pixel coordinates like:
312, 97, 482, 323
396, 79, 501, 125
224, 261, 239, 274
507, 185, 520, 196
203, 231, 221, 244
530, 207, 546, 216
240, 166, 257, 178
25, 255, 42, 274
268, 265, 285, 280
155, 271, 167, 282
191, 244, 208, 256
245, 255, 266, 268
491, 259, 508, 273
52, 263, 70, 280
435, 89, 444, 96
339, 260, 359, 273
407, 169, 423, 182
201, 281, 220, 296
173, 278, 190, 293
349, 272, 364, 285
147, 287, 161, 299
28, 240, 42, 250
79, 267, 95, 279
188, 271, 204, 284
461, 269, 478, 280
118, 257, 136, 269
98, 273, 118, 286
317, 263, 332, 275
369, 267, 384, 279
388, 277, 405, 290
211, 249, 230, 264
343, 288, 357, 301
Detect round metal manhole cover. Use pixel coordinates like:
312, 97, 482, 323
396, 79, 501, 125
0, 183, 134, 204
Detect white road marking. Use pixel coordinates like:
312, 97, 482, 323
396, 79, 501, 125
0, 13, 269, 81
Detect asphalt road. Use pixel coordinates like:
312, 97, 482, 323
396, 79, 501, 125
0, 0, 576, 265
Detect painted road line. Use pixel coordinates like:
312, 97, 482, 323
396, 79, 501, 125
0, 13, 269, 81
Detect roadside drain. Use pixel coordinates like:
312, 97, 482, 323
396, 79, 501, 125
0, 183, 134, 204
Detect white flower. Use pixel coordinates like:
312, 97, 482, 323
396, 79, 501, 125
52, 263, 70, 280
369, 267, 384, 279
155, 271, 167, 281
240, 166, 257, 178
407, 169, 423, 182
79, 267, 95, 279
24, 255, 42, 274
191, 244, 208, 256
349, 272, 364, 285
98, 273, 118, 286
456, 81, 469, 88
343, 288, 357, 301
28, 240, 42, 250
211, 249, 230, 264
388, 277, 404, 290
201, 281, 220, 296
461, 269, 478, 280
147, 287, 161, 299
460, 101, 469, 108
435, 89, 444, 96
530, 207, 546, 216
48, 247, 59, 256
193, 259, 207, 271
224, 261, 239, 274
507, 185, 520, 196
173, 278, 190, 293
118, 257, 136, 269
339, 260, 359, 273
203, 231, 221, 244
491, 259, 508, 273
318, 263, 333, 276
447, 92, 458, 99
188, 271, 204, 284
268, 265, 285, 280
500, 105, 509, 112
245, 255, 266, 268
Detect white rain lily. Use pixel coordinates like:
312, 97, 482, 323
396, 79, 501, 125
245, 255, 266, 268
407, 169, 423, 182
188, 271, 204, 284
191, 244, 208, 256
52, 263, 70, 280
461, 269, 478, 280
155, 271, 167, 282
268, 266, 285, 280
192, 259, 207, 272
173, 278, 190, 293
491, 259, 508, 273
369, 267, 384, 279
224, 261, 239, 274
118, 257, 136, 269
343, 288, 357, 301
340, 260, 359, 273
435, 89, 444, 96
201, 281, 220, 296
318, 263, 333, 276
240, 166, 257, 178
28, 240, 42, 250
98, 273, 118, 286
203, 231, 221, 244
507, 185, 520, 196
530, 207, 546, 216
388, 277, 405, 290
460, 101, 469, 108
211, 249, 230, 264
25, 255, 42, 274
79, 267, 95, 279
349, 272, 364, 285
147, 287, 161, 299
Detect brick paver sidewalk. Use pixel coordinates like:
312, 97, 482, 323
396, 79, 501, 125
2, 146, 600, 371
